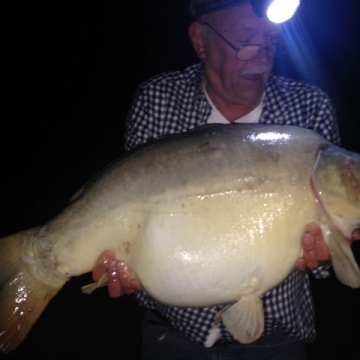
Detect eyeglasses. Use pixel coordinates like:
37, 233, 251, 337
201, 22, 277, 61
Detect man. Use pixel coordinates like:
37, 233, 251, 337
93, 1, 342, 358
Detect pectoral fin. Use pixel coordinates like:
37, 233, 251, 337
81, 273, 108, 294
219, 294, 264, 344
321, 224, 360, 288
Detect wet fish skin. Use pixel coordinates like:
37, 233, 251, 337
1, 123, 360, 353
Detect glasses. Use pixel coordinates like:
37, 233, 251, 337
201, 22, 277, 61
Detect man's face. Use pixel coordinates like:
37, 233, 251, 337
200, 3, 279, 106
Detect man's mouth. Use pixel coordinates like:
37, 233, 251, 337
242, 73, 263, 81
240, 65, 271, 80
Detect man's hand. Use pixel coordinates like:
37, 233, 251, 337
92, 251, 142, 298
296, 222, 360, 273
296, 222, 330, 273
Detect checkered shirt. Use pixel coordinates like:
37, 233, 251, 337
124, 63, 340, 345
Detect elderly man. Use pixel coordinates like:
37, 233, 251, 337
93, 0, 341, 359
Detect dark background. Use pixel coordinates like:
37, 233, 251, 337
1, 0, 360, 358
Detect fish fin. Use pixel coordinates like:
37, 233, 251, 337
220, 294, 264, 344
321, 224, 360, 288
81, 273, 108, 294
0, 232, 61, 353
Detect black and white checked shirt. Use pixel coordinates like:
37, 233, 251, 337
124, 63, 340, 345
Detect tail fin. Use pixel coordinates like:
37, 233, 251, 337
0, 231, 62, 353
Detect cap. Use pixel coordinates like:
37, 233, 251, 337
189, 0, 250, 18
189, 0, 266, 18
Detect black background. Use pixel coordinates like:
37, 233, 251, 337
2, 0, 360, 358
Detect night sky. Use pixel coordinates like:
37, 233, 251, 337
2, 0, 360, 359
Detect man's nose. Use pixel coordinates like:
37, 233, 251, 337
253, 46, 273, 64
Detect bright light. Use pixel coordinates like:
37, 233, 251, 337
266, 0, 300, 24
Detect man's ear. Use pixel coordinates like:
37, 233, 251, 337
189, 22, 206, 59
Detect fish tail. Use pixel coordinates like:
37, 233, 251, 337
0, 231, 62, 354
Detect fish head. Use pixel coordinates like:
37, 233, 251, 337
311, 146, 360, 239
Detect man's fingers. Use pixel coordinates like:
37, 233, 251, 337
92, 250, 115, 282
313, 238, 330, 263
301, 223, 330, 269
107, 261, 123, 298
92, 251, 142, 297
130, 279, 142, 292
311, 225, 330, 263
116, 262, 135, 294
295, 258, 308, 274
302, 233, 318, 269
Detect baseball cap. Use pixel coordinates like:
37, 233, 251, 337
189, 0, 252, 18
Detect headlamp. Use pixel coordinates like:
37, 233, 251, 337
190, 0, 301, 24
265, 0, 300, 23
250, 0, 300, 23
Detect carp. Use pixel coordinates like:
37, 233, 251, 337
1, 123, 360, 353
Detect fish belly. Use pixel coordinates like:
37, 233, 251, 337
130, 186, 316, 307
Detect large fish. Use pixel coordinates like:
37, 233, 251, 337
1, 123, 360, 353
